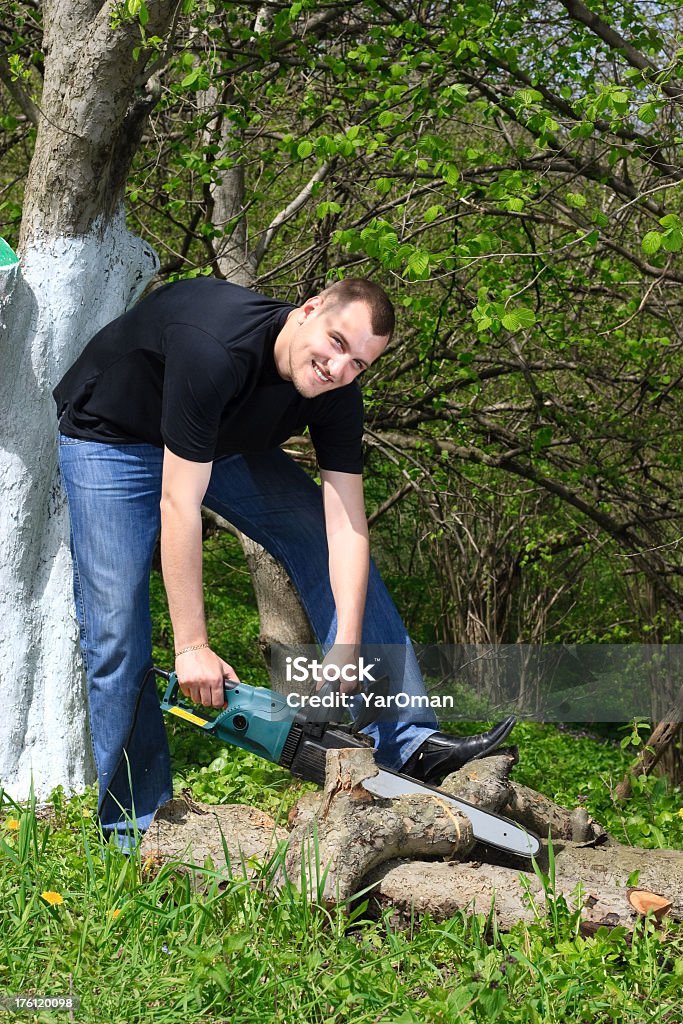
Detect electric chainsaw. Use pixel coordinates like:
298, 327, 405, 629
157, 667, 540, 859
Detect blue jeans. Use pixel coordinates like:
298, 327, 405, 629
58, 436, 437, 842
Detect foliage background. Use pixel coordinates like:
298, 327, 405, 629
3, 0, 682, 644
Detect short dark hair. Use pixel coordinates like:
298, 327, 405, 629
320, 278, 395, 341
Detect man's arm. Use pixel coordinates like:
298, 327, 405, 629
160, 448, 238, 706
320, 469, 369, 688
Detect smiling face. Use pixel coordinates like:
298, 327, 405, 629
275, 296, 389, 399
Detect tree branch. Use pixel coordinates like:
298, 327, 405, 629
558, 0, 683, 101
252, 160, 335, 268
0, 59, 39, 125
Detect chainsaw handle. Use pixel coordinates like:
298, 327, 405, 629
156, 667, 239, 732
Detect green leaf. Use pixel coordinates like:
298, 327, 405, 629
566, 193, 587, 208
403, 250, 430, 280
662, 228, 683, 252
502, 308, 536, 332
638, 103, 657, 124
514, 88, 542, 106
441, 164, 460, 187
297, 141, 313, 159
641, 231, 662, 256
423, 205, 444, 224
315, 201, 342, 218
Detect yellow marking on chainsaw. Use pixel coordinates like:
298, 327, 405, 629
168, 706, 210, 727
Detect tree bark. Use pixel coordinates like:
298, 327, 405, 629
240, 535, 315, 677
21, 1, 178, 242
0, 1, 176, 801
283, 748, 474, 904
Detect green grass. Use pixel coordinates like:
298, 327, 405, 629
1, 715, 681, 1024
0, 780, 681, 1024
1, 532, 682, 1021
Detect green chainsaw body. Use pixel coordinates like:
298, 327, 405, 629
159, 669, 372, 785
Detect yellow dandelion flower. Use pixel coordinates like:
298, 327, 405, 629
5, 819, 20, 831
41, 890, 64, 906
111, 908, 122, 919
678, 808, 683, 819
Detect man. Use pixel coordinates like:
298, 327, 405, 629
55, 276, 514, 847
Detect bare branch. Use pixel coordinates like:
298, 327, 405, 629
252, 160, 335, 268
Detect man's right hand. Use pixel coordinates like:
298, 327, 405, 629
175, 646, 241, 707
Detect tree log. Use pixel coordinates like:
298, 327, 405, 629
139, 748, 682, 933
366, 858, 677, 934
282, 748, 474, 904
501, 782, 607, 844
438, 754, 607, 845
139, 796, 287, 877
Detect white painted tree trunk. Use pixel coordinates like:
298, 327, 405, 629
0, 213, 158, 800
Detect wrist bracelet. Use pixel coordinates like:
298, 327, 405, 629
175, 642, 210, 658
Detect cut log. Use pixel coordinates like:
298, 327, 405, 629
282, 747, 475, 904
366, 835, 683, 931
367, 858, 676, 935
551, 842, 683, 920
436, 753, 607, 846
628, 889, 673, 921
438, 749, 519, 814
501, 782, 607, 845
139, 797, 287, 878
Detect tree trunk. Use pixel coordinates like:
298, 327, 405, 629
240, 535, 315, 676
0, 0, 176, 801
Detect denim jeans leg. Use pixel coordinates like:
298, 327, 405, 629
204, 449, 437, 770
58, 436, 172, 842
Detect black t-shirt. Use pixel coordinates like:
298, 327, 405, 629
53, 278, 364, 473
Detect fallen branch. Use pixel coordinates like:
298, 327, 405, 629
615, 682, 683, 800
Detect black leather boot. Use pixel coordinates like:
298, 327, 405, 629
401, 716, 516, 786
